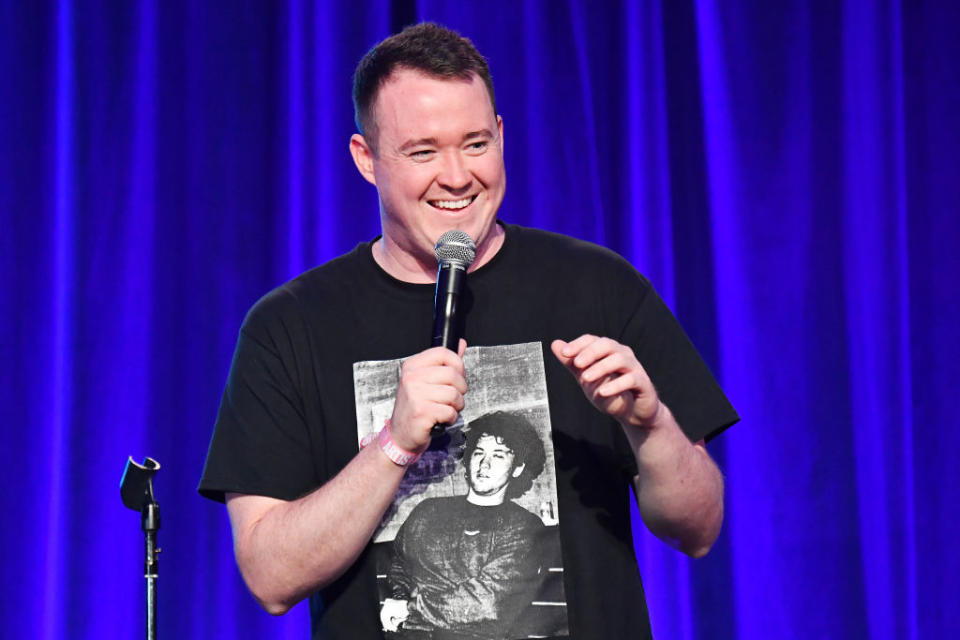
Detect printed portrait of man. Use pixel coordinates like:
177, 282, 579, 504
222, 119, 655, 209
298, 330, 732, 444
379, 411, 552, 639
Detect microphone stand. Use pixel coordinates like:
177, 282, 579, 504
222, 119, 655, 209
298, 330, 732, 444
121, 456, 162, 640
143, 499, 160, 640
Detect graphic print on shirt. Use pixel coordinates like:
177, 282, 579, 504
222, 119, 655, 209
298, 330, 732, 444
354, 342, 569, 639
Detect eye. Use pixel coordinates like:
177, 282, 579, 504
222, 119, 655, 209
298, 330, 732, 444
408, 149, 435, 161
466, 141, 488, 154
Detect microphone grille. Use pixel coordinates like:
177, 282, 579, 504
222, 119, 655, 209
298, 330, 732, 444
434, 230, 476, 267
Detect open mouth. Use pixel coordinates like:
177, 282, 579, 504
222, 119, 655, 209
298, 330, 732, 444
428, 195, 478, 211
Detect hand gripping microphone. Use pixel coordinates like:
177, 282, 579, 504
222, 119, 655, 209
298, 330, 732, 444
430, 230, 476, 436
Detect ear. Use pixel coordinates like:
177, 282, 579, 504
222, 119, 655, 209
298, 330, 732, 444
350, 133, 377, 186
496, 115, 504, 152
511, 462, 525, 478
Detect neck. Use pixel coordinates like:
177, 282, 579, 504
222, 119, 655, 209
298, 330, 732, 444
372, 223, 506, 283
371, 237, 435, 283
466, 489, 507, 506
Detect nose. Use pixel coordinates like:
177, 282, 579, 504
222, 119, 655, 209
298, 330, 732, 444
437, 149, 471, 191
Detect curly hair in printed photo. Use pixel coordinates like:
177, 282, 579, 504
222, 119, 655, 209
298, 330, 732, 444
462, 411, 547, 500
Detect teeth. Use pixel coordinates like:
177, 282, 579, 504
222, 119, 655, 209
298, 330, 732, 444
431, 196, 474, 210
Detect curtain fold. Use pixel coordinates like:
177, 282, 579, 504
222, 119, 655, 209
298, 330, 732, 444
2, 1, 956, 637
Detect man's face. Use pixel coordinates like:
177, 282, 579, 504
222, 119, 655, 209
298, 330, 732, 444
355, 68, 506, 270
467, 434, 522, 498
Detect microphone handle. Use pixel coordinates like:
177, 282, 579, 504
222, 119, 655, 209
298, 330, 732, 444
430, 262, 465, 436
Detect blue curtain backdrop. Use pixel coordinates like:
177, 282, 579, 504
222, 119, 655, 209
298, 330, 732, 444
2, 1, 957, 638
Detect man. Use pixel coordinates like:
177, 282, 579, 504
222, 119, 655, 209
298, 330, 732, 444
380, 412, 549, 639
200, 22, 738, 639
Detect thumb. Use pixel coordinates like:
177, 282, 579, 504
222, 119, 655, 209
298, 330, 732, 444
550, 339, 573, 368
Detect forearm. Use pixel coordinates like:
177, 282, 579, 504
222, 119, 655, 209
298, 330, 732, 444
549, 336, 725, 556
228, 442, 407, 614
624, 402, 724, 558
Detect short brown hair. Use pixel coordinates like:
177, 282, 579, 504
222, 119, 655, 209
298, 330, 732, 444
352, 22, 497, 153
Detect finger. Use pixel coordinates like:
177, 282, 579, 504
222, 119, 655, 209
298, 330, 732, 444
403, 350, 465, 380
580, 351, 634, 383
402, 362, 467, 385
458, 338, 467, 358
403, 370, 467, 402
439, 402, 462, 423
390, 395, 462, 446
551, 339, 574, 367
411, 366, 467, 394
413, 383, 465, 410
408, 345, 466, 369
572, 337, 621, 369
595, 371, 641, 398
407, 399, 464, 423
559, 334, 598, 358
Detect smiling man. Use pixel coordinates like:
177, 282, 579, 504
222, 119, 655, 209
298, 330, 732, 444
349, 64, 506, 284
199, 22, 739, 640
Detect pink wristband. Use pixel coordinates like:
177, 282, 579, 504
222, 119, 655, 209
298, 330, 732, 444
369, 419, 422, 467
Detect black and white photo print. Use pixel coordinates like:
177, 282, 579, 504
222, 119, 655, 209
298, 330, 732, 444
354, 342, 569, 639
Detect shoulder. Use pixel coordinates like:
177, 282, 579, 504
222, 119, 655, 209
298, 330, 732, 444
496, 224, 654, 320
503, 223, 630, 263
240, 243, 372, 337
400, 496, 463, 531
407, 495, 461, 517
499, 501, 545, 531
502, 223, 652, 289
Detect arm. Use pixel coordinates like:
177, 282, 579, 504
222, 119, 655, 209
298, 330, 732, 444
227, 342, 468, 615
551, 336, 723, 558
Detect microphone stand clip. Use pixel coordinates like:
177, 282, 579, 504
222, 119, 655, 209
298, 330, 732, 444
120, 456, 162, 640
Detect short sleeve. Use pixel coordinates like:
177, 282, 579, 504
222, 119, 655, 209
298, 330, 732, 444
619, 281, 739, 444
198, 288, 319, 502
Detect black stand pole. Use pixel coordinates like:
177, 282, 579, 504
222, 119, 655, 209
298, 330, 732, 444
121, 456, 162, 640
142, 501, 160, 640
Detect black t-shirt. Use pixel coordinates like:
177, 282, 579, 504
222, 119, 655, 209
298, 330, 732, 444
199, 223, 739, 639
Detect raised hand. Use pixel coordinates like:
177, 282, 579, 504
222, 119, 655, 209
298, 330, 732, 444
551, 335, 662, 429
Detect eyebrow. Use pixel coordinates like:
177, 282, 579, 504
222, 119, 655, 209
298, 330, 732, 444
474, 443, 513, 454
463, 129, 494, 141
398, 129, 494, 153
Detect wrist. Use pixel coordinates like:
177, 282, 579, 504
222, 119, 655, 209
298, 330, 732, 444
366, 419, 423, 467
618, 399, 663, 431
620, 400, 670, 448
638, 399, 664, 430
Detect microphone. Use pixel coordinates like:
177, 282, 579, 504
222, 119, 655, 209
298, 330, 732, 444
431, 230, 476, 349
430, 230, 476, 436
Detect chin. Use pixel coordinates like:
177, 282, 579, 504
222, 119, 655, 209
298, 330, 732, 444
466, 217, 499, 244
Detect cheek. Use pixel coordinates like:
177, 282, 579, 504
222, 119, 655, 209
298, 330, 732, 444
401, 165, 438, 195
473, 156, 505, 186
492, 461, 512, 478
377, 163, 431, 201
